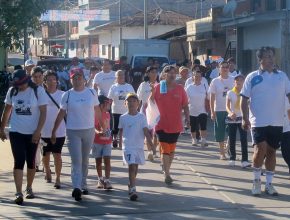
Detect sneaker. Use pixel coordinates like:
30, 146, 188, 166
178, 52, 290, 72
201, 140, 208, 147
82, 189, 89, 195
165, 175, 173, 185
25, 188, 35, 199
128, 186, 138, 201
112, 139, 118, 148
241, 161, 251, 168
160, 164, 165, 174
265, 184, 278, 196
14, 192, 24, 205
252, 179, 261, 196
104, 179, 113, 190
72, 188, 82, 201
147, 151, 154, 162
192, 139, 198, 146
97, 179, 104, 189
228, 160, 235, 166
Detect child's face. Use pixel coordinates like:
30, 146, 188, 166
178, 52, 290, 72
125, 97, 139, 112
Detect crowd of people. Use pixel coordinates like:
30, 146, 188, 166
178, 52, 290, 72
1, 46, 290, 205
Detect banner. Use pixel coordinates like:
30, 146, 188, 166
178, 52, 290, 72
41, 10, 110, 21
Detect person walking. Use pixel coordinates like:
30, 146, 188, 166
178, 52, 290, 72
185, 70, 209, 147
225, 74, 251, 168
150, 65, 190, 185
41, 70, 66, 189
51, 68, 102, 201
118, 93, 154, 201
108, 70, 135, 148
0, 69, 47, 205
281, 96, 290, 176
241, 47, 290, 196
208, 61, 234, 160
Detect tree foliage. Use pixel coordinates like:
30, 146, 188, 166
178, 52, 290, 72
0, 0, 57, 48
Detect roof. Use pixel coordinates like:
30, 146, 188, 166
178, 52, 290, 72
88, 9, 193, 31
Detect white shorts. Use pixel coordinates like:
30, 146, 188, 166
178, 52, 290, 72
92, 143, 112, 158
122, 149, 145, 165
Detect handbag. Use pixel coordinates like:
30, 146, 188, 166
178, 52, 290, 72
146, 99, 160, 129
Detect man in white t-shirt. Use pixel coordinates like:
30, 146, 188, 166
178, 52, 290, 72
227, 57, 241, 78
93, 59, 116, 97
241, 46, 290, 196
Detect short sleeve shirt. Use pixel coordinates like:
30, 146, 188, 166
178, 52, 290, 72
92, 71, 116, 97
94, 111, 112, 144
118, 112, 148, 150
208, 76, 234, 112
5, 86, 48, 134
60, 88, 99, 130
186, 84, 207, 116
241, 70, 290, 127
154, 83, 188, 133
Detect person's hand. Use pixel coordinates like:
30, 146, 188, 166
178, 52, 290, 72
0, 129, 7, 142
229, 112, 237, 120
211, 112, 216, 121
242, 118, 251, 130
185, 118, 190, 129
32, 130, 41, 144
51, 132, 56, 145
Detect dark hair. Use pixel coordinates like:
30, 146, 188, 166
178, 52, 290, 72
145, 66, 157, 73
163, 65, 176, 73
193, 59, 201, 65
219, 61, 229, 66
90, 66, 99, 72
32, 66, 43, 76
14, 65, 23, 70
256, 46, 275, 61
43, 70, 58, 82
227, 57, 235, 63
10, 80, 37, 98
102, 59, 111, 65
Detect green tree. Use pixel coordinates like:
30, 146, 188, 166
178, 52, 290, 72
0, 0, 55, 49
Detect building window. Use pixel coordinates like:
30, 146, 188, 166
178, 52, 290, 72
252, 0, 262, 12
266, 0, 276, 11
102, 45, 106, 55
281, 0, 286, 9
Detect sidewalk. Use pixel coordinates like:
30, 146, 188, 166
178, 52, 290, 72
0, 129, 290, 219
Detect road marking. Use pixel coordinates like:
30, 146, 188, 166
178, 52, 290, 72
176, 156, 237, 204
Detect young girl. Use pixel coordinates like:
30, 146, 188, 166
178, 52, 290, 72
92, 95, 113, 190
118, 93, 153, 201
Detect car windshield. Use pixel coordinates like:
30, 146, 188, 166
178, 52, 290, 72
132, 56, 169, 69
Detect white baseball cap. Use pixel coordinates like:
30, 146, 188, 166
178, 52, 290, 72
25, 59, 35, 67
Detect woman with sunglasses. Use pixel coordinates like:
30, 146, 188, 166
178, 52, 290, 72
0, 69, 47, 205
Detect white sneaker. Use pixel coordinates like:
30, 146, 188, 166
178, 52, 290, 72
147, 152, 154, 162
252, 179, 261, 196
265, 184, 278, 196
228, 160, 235, 166
201, 139, 208, 147
241, 161, 251, 168
192, 139, 198, 146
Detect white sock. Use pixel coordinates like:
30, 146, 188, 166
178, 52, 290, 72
253, 167, 262, 181
265, 171, 274, 186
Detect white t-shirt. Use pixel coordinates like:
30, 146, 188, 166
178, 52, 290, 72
208, 76, 234, 112
283, 97, 290, 132
186, 84, 207, 116
229, 70, 241, 78
42, 90, 66, 138
5, 86, 48, 134
92, 71, 116, 97
118, 112, 148, 150
209, 68, 219, 79
137, 81, 152, 104
241, 70, 290, 127
184, 77, 208, 90
60, 88, 99, 130
108, 83, 135, 114
226, 90, 242, 117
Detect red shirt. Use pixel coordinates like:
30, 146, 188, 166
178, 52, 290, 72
94, 111, 112, 144
154, 83, 188, 133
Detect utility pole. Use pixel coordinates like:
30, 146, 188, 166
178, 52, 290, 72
64, 0, 69, 58
119, 0, 123, 57
144, 0, 148, 39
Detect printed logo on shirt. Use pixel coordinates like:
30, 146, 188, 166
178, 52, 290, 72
118, 90, 126, 100
251, 75, 263, 89
15, 99, 32, 115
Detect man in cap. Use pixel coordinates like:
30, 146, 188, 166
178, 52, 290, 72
24, 59, 35, 75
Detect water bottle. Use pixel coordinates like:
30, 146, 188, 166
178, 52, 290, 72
160, 80, 167, 94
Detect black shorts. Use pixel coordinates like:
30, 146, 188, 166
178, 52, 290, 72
41, 137, 65, 156
155, 130, 180, 143
251, 126, 283, 149
112, 113, 122, 135
190, 114, 207, 132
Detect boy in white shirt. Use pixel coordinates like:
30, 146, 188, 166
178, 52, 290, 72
118, 93, 154, 201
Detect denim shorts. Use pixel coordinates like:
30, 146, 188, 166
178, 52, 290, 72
92, 143, 112, 158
